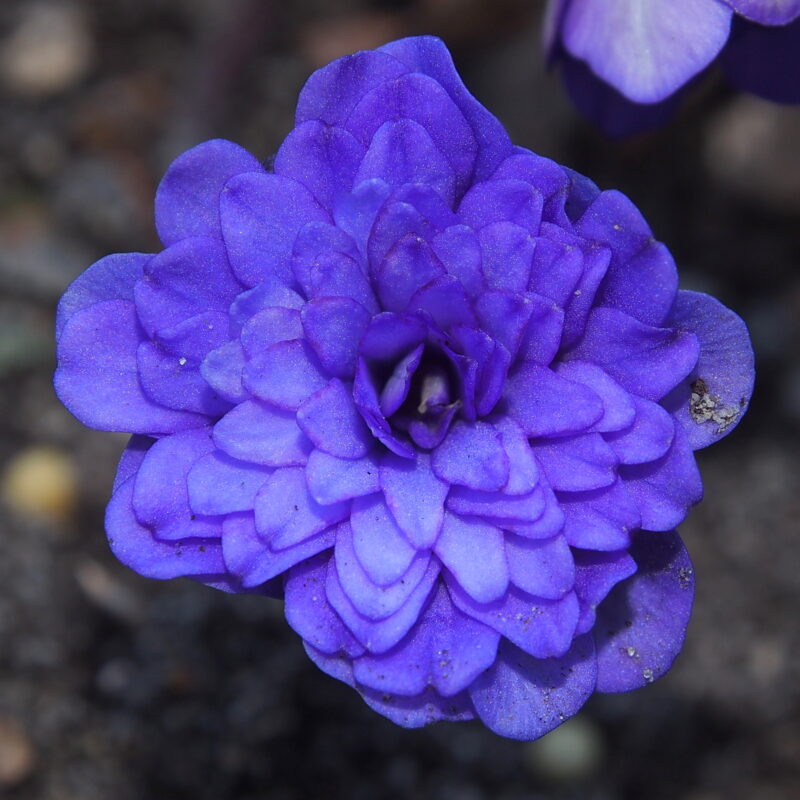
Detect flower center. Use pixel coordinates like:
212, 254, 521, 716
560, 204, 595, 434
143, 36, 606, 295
387, 347, 461, 450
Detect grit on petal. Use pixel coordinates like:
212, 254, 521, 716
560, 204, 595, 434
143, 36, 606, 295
106, 477, 226, 580
527, 234, 583, 308
594, 530, 694, 692
149, 309, 231, 363
576, 190, 678, 327
284, 552, 365, 657
447, 578, 580, 660
663, 290, 755, 450
137, 316, 232, 416
559, 239, 612, 350
362, 685, 476, 728
469, 635, 597, 740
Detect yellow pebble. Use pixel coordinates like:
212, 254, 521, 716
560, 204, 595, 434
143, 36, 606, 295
1, 445, 79, 523
0, 717, 35, 787
525, 715, 605, 783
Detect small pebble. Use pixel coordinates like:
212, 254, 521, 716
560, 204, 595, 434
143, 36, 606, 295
74, 558, 144, 625
705, 96, 800, 215
300, 12, 408, 68
1, 445, 79, 523
0, 717, 35, 787
0, 2, 93, 96
525, 714, 605, 783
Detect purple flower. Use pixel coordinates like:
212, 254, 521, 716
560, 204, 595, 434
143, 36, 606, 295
54, 36, 754, 739
545, 0, 800, 135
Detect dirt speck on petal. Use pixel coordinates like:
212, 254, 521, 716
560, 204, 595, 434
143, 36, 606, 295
690, 378, 741, 434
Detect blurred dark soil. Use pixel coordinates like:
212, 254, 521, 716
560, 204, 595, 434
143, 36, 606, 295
0, 2, 798, 798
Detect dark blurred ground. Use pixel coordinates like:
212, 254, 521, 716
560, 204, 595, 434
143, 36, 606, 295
0, 1, 798, 798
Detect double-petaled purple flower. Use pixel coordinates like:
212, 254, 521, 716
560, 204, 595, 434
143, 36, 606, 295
54, 36, 754, 739
546, 0, 800, 135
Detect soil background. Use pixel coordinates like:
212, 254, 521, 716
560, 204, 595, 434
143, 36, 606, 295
0, 1, 798, 798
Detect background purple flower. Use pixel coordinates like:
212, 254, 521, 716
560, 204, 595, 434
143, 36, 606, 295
546, 0, 800, 135
54, 35, 753, 739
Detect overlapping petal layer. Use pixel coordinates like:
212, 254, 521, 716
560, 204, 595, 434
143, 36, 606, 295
54, 36, 753, 739
547, 0, 800, 134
